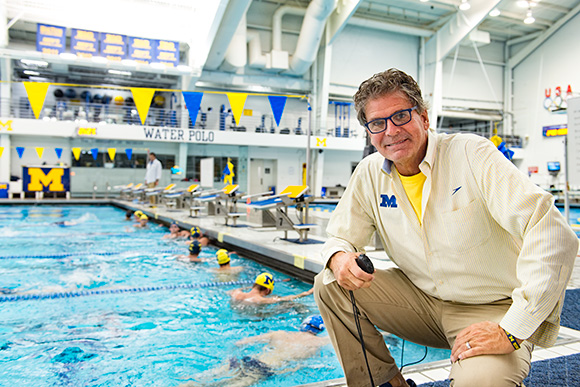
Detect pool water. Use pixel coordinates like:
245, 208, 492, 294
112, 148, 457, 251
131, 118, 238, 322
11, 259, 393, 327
0, 205, 449, 386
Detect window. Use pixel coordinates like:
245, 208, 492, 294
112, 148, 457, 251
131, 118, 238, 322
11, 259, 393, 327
72, 151, 174, 169
186, 156, 238, 183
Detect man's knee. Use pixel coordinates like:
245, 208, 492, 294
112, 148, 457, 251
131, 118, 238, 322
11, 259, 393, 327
450, 351, 531, 387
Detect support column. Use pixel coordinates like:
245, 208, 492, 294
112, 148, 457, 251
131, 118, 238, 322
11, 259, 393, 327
314, 148, 325, 198
0, 134, 10, 182
237, 146, 248, 193
178, 142, 188, 178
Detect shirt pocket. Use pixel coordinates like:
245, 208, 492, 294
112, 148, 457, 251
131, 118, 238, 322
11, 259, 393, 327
441, 198, 491, 252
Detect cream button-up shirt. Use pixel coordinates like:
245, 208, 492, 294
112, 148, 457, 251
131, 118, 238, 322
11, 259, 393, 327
321, 130, 578, 347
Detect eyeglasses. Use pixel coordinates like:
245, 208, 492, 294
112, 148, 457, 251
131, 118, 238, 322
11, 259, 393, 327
364, 106, 418, 134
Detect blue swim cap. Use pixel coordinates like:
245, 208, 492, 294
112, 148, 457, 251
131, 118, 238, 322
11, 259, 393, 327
189, 240, 201, 255
300, 315, 325, 335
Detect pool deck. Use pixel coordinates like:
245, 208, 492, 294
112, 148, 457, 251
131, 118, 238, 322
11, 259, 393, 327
4, 197, 580, 386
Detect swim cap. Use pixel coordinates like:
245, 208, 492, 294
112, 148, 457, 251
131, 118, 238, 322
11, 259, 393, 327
140, 214, 148, 220
254, 272, 274, 291
189, 240, 201, 255
190, 226, 201, 238
134, 210, 143, 217
216, 249, 230, 265
300, 315, 325, 335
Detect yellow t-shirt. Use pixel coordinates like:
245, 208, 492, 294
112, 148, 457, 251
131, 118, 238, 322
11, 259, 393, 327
397, 170, 426, 223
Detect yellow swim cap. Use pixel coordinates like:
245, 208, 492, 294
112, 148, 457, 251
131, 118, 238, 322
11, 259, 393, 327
134, 210, 143, 217
254, 272, 274, 291
216, 249, 230, 265
140, 214, 148, 220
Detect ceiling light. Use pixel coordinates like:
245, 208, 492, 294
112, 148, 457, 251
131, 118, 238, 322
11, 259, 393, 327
459, 0, 471, 11
121, 59, 137, 67
108, 69, 132, 76
91, 56, 108, 64
59, 53, 77, 60
24, 70, 40, 76
150, 62, 166, 70
489, 8, 501, 17
419, 0, 429, 2
176, 64, 193, 72
516, 0, 528, 7
20, 59, 48, 67
524, 9, 535, 24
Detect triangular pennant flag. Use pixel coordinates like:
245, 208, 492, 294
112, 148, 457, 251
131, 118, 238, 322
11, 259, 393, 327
226, 93, 248, 127
23, 82, 50, 119
130, 87, 157, 125
268, 95, 287, 127
0, 147, 3, 158
55, 148, 63, 159
35, 147, 44, 159
182, 91, 204, 126
90, 148, 99, 160
125, 148, 133, 160
72, 147, 81, 161
16, 147, 25, 158
107, 148, 117, 161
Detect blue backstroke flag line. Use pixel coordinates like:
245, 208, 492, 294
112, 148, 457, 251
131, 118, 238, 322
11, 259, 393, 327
182, 92, 204, 127
268, 96, 287, 127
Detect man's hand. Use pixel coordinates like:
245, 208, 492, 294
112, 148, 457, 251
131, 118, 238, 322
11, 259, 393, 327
328, 252, 374, 291
450, 321, 523, 362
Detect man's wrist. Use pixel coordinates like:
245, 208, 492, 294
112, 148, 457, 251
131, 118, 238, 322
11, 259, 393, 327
503, 328, 522, 350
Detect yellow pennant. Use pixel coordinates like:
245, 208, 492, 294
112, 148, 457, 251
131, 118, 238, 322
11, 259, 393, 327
226, 93, 248, 127
35, 147, 44, 159
130, 88, 157, 125
0, 147, 3, 158
72, 147, 82, 161
107, 148, 117, 160
23, 82, 51, 119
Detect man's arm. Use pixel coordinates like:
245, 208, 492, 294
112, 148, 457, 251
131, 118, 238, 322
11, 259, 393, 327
455, 137, 578, 359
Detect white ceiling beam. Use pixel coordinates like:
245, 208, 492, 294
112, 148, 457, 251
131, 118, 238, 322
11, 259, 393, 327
508, 1, 580, 69
425, 0, 502, 64
326, 0, 364, 45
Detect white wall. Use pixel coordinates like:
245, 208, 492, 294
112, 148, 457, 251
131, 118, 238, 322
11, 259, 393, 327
321, 149, 361, 187
330, 25, 420, 89
512, 13, 580, 189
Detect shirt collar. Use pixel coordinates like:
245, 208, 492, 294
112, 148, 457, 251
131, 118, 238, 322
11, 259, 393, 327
381, 129, 437, 176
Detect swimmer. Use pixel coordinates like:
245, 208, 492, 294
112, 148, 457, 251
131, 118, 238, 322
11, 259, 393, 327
163, 222, 189, 239
133, 210, 144, 222
188, 226, 209, 247
54, 220, 78, 227
124, 210, 133, 221
212, 249, 243, 273
179, 315, 329, 387
133, 214, 149, 228
177, 240, 208, 263
230, 272, 313, 305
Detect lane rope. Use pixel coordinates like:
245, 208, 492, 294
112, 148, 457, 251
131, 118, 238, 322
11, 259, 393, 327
0, 280, 253, 303
0, 249, 184, 260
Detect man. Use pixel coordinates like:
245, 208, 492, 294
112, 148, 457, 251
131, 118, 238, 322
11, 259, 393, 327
163, 222, 189, 239
180, 315, 329, 387
188, 226, 209, 247
213, 249, 243, 273
176, 240, 206, 262
133, 214, 148, 228
314, 68, 578, 387
230, 272, 313, 305
145, 152, 162, 205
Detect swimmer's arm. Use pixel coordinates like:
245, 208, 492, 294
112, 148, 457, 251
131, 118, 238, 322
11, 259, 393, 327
235, 332, 274, 346
270, 287, 314, 302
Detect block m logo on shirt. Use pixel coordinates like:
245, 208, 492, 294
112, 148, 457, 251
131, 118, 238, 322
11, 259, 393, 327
380, 194, 398, 208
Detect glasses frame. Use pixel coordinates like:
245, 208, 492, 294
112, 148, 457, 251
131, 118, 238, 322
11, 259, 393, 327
364, 106, 418, 134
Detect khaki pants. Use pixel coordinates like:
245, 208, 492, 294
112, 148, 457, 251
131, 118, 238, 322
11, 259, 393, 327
314, 268, 533, 387
147, 182, 156, 204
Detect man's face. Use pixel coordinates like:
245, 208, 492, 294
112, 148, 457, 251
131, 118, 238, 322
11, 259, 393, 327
170, 224, 178, 232
364, 92, 429, 175
148, 154, 155, 162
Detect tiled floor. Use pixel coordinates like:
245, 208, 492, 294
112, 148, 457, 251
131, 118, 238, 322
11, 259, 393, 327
116, 198, 580, 387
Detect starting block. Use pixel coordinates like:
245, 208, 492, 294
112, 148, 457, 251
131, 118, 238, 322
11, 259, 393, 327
247, 185, 316, 242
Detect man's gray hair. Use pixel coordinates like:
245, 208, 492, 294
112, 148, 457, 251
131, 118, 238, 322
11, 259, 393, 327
354, 68, 429, 126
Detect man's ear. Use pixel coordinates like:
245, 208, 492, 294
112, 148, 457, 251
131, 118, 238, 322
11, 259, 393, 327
421, 110, 430, 129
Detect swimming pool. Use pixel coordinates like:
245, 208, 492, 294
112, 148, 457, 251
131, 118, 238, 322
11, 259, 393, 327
0, 205, 449, 386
